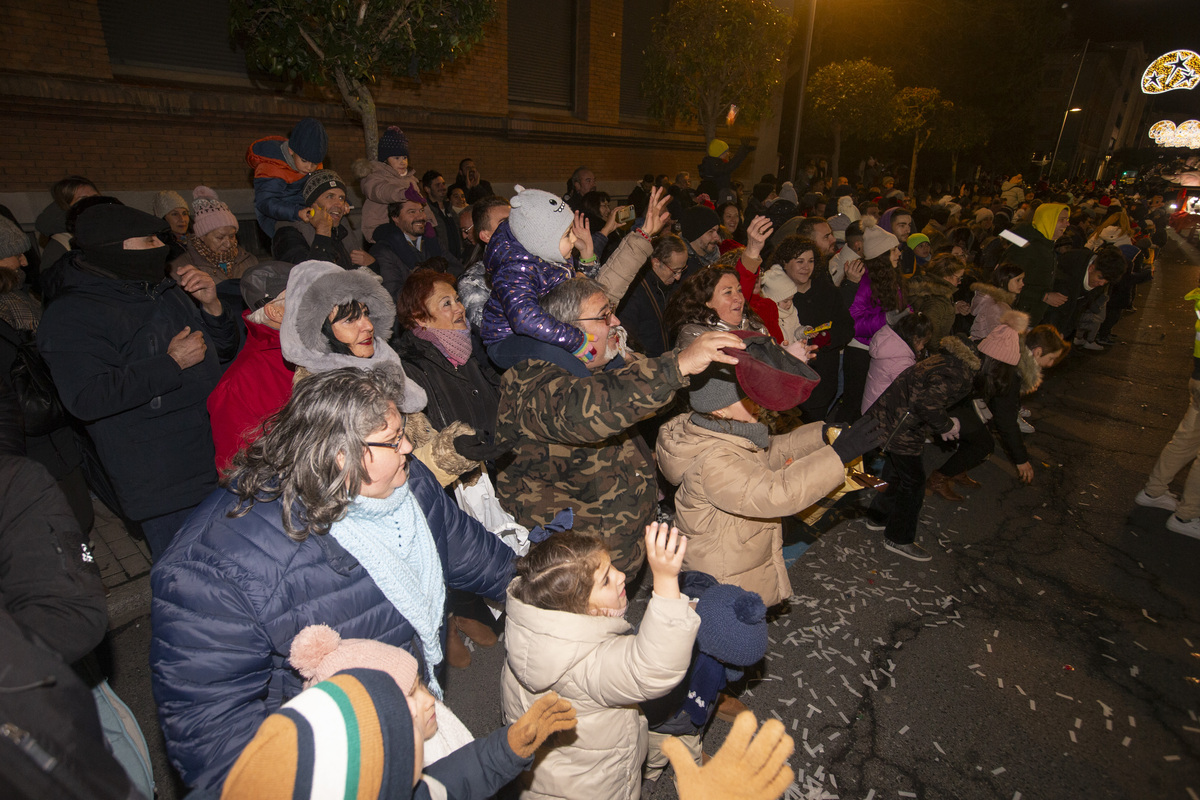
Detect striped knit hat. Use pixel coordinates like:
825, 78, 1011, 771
220, 668, 417, 800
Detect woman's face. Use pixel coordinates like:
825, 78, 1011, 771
947, 269, 965, 287
201, 225, 238, 255
420, 281, 467, 330
1053, 209, 1070, 240
329, 307, 375, 358
599, 200, 611, 219
783, 250, 816, 289
1007, 273, 1026, 294
888, 246, 901, 268
706, 273, 745, 326
587, 551, 627, 617
405, 677, 438, 740
722, 206, 740, 230
165, 208, 190, 236
358, 405, 414, 498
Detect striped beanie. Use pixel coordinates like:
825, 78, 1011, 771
220, 668, 417, 800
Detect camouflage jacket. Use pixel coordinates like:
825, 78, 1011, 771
495, 339, 689, 577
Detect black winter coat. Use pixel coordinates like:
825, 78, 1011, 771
867, 335, 982, 456
36, 256, 239, 520
392, 329, 501, 434
794, 276, 854, 417
150, 457, 516, 792
618, 267, 676, 358
373, 221, 460, 298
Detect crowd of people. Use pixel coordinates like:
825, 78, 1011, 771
0, 116, 1178, 800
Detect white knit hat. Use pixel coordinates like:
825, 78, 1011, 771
508, 186, 574, 264
760, 265, 797, 302
862, 217, 900, 260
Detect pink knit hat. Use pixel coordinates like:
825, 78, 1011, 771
978, 310, 1028, 365
191, 186, 238, 237
289, 624, 419, 692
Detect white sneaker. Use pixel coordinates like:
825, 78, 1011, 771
1081, 341, 1105, 351
1165, 515, 1200, 540
1018, 418, 1035, 434
1073, 337, 1087, 346
864, 518, 887, 531
1134, 489, 1179, 511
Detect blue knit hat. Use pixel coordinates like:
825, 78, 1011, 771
288, 117, 328, 164
378, 126, 410, 162
695, 583, 769, 667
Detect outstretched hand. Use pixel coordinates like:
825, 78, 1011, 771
639, 186, 672, 238
677, 331, 745, 377
644, 521, 686, 599
664, 710, 794, 800
508, 692, 577, 759
743, 216, 773, 263
572, 212, 595, 262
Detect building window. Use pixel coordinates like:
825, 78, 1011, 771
508, 0, 576, 109
98, 0, 249, 81
619, 0, 670, 119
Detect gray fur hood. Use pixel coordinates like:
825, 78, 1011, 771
280, 260, 427, 412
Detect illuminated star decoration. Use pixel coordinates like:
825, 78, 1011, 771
1142, 50, 1200, 94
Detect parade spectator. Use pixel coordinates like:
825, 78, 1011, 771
878, 208, 916, 278
656, 335, 874, 605
494, 275, 745, 579
37, 204, 239, 557
359, 126, 427, 244
666, 263, 771, 349
272, 170, 367, 269
206, 262, 295, 473
453, 157, 495, 205
422, 168, 463, 261
862, 312, 932, 413
679, 205, 723, 273
905, 253, 969, 343
563, 166, 596, 212
699, 139, 752, 196
152, 189, 190, 260
618, 234, 688, 358
458, 195, 511, 330
171, 186, 258, 283
1011, 203, 1070, 325
246, 117, 327, 237
37, 175, 100, 280
988, 324, 1069, 485
969, 262, 1024, 340
840, 219, 904, 422
502, 524, 699, 800
151, 365, 516, 793
373, 185, 459, 298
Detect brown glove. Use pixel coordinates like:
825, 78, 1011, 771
506, 692, 577, 759
664, 710, 794, 800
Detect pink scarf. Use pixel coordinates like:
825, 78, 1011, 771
413, 327, 473, 367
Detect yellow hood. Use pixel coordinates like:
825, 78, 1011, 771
1032, 203, 1069, 240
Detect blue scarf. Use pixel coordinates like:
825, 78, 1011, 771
330, 484, 447, 697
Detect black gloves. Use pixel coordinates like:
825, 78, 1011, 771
453, 429, 511, 463
824, 416, 885, 465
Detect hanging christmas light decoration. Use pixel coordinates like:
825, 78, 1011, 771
1149, 119, 1200, 148
1141, 50, 1200, 94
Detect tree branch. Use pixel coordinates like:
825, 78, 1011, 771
379, 0, 414, 42
334, 67, 364, 116
296, 23, 326, 61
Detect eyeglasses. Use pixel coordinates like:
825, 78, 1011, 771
574, 306, 616, 323
365, 415, 408, 452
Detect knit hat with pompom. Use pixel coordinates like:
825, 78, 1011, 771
760, 265, 797, 303
978, 309, 1028, 366
696, 583, 769, 666
191, 186, 238, 237
861, 215, 900, 261
289, 624, 420, 693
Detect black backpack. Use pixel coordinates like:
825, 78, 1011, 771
0, 319, 68, 437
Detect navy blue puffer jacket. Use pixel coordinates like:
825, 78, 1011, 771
149, 457, 515, 792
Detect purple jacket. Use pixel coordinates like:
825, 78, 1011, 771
480, 220, 585, 351
862, 324, 916, 413
849, 272, 890, 345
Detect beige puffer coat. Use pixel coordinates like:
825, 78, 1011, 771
656, 414, 845, 606
501, 589, 699, 800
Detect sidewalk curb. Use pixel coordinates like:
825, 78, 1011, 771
107, 575, 152, 630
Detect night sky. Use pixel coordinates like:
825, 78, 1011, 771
1065, 0, 1200, 117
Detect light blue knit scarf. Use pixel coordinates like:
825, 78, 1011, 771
330, 484, 447, 698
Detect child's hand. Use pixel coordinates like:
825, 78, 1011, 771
507, 692, 577, 758
645, 522, 686, 599
572, 212, 595, 262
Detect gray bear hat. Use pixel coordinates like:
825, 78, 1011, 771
508, 186, 575, 264
279, 260, 427, 413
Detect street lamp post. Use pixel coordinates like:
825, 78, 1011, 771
1048, 38, 1090, 180
788, 0, 818, 182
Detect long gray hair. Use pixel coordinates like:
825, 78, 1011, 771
225, 365, 409, 541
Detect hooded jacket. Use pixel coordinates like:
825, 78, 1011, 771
358, 159, 423, 243
866, 335, 981, 457
987, 345, 1044, 466
246, 136, 316, 237
905, 273, 958, 342
36, 254, 239, 520
278, 260, 427, 410
655, 414, 844, 606
501, 590, 700, 800
1000, 178, 1024, 209
862, 323, 918, 413
207, 309, 295, 473
151, 457, 515, 793
969, 282, 1016, 340
1012, 203, 1068, 325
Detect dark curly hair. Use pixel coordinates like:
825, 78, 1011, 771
510, 532, 609, 614
864, 251, 905, 312
664, 266, 759, 340
770, 235, 823, 277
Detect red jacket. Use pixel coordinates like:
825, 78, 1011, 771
736, 257, 785, 343
207, 312, 295, 473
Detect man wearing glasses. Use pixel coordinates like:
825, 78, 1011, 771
494, 275, 746, 582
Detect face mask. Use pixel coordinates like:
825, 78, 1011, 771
84, 244, 169, 283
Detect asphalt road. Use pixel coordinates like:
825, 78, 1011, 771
108, 233, 1200, 800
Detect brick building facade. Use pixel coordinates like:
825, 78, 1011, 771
0, 0, 763, 225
